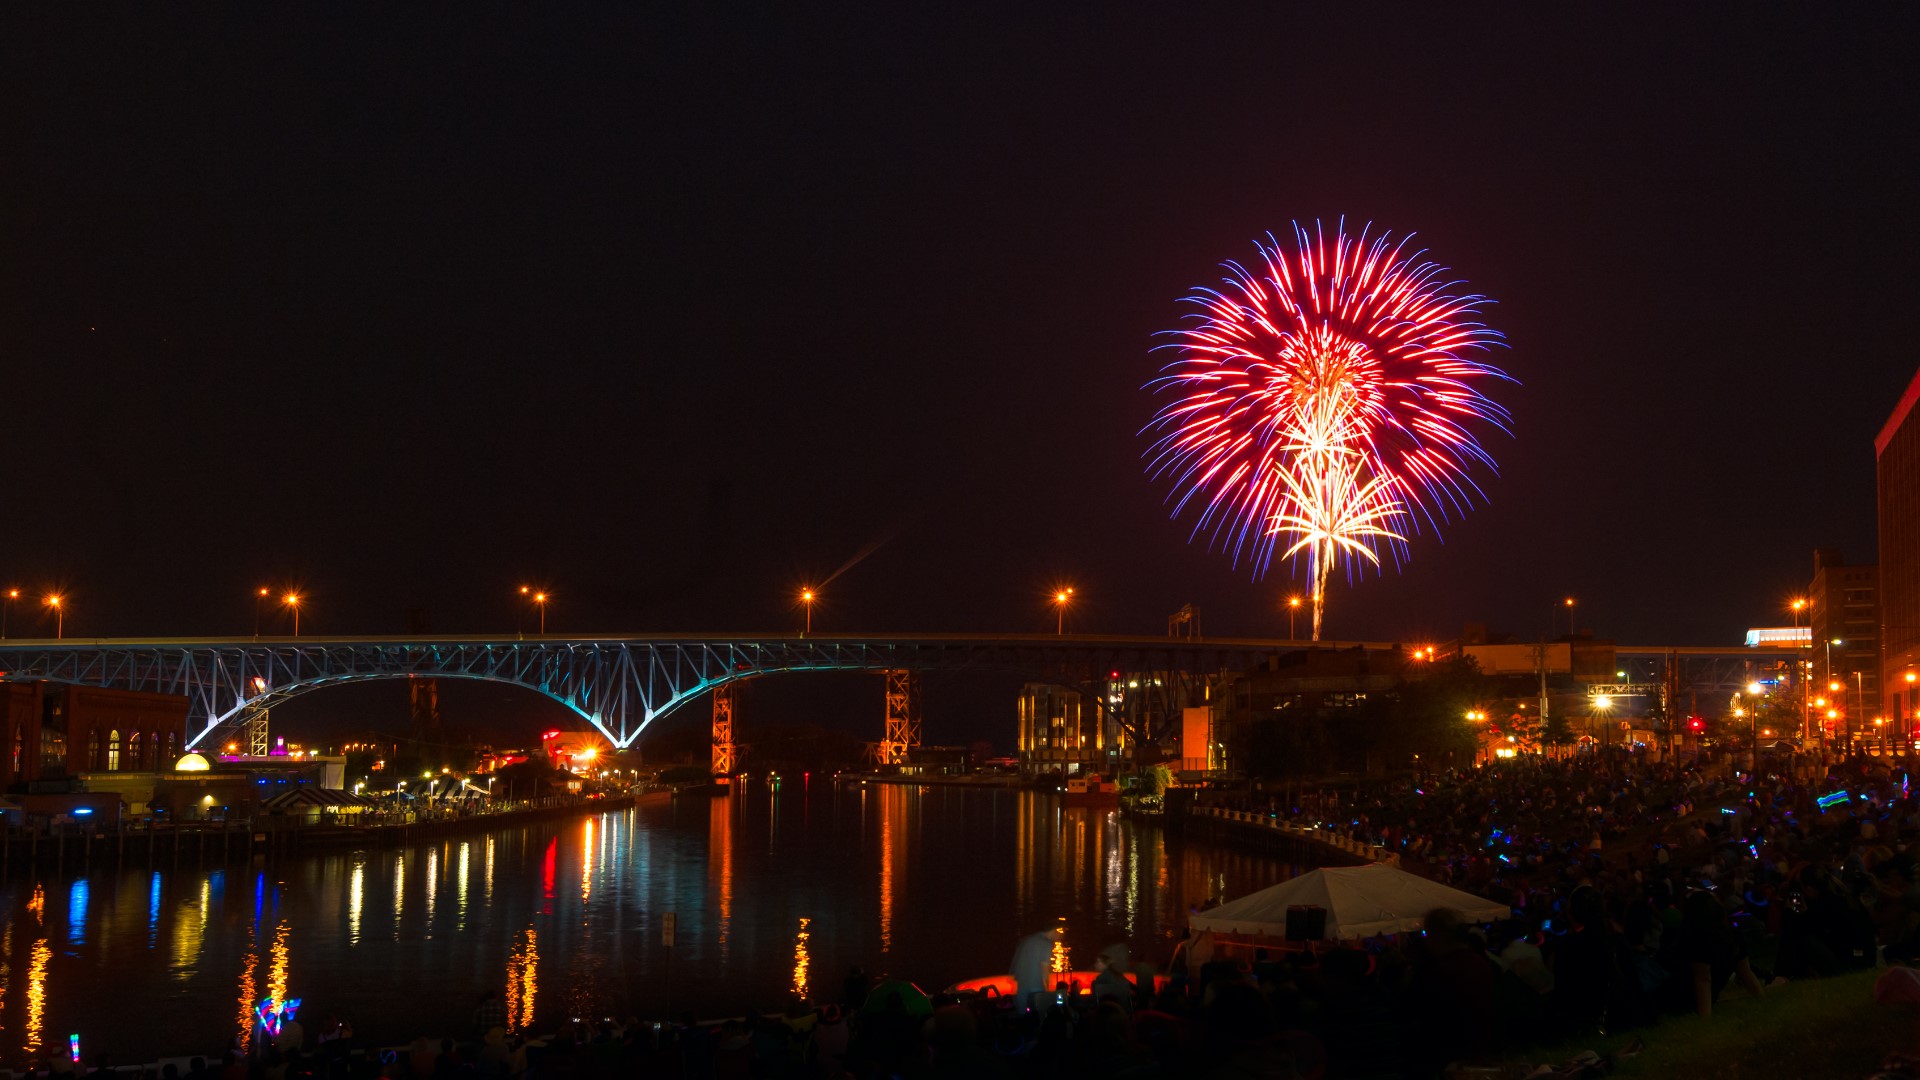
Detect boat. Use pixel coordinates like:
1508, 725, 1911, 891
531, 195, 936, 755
1061, 775, 1121, 806
947, 970, 1169, 1000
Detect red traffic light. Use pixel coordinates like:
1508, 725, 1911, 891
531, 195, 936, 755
1687, 717, 1705, 732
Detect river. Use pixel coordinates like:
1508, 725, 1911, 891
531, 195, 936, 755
0, 780, 1301, 1064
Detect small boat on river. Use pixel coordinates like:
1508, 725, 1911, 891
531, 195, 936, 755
1061, 775, 1121, 807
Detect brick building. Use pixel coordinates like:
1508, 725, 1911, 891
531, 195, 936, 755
0, 682, 188, 788
1881, 366, 1920, 736
1808, 549, 1881, 740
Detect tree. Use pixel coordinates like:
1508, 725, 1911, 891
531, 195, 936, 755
1503, 706, 1543, 754
1244, 714, 1335, 781
1375, 657, 1499, 768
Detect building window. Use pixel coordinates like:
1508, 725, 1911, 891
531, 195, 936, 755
166, 731, 178, 761
108, 730, 121, 771
129, 732, 143, 770
88, 730, 100, 771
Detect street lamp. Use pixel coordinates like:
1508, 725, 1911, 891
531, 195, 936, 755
254, 587, 270, 637
1790, 598, 1806, 627
44, 594, 63, 639
532, 592, 548, 634
1564, 597, 1576, 637
1052, 587, 1074, 635
1, 587, 16, 639
800, 588, 815, 636
1735, 687, 1764, 774
1907, 671, 1918, 762
282, 592, 302, 636
1287, 595, 1302, 640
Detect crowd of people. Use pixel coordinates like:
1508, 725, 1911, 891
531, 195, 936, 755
17, 746, 1918, 1079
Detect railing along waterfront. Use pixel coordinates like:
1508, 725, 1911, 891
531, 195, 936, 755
1188, 805, 1401, 867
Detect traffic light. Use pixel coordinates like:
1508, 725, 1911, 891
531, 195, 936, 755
1687, 717, 1706, 732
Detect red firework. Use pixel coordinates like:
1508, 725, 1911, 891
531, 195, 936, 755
1143, 219, 1512, 638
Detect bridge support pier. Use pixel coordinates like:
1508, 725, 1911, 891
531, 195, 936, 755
711, 683, 737, 775
880, 669, 922, 764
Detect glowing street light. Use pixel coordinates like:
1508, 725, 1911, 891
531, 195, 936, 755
282, 593, 302, 636
44, 594, 63, 639
1746, 681, 1764, 696
532, 592, 548, 634
1563, 596, 1576, 637
1052, 587, 1074, 635
254, 587, 271, 637
1790, 598, 1806, 627
1287, 595, 1302, 640
800, 588, 815, 636
1, 587, 17, 639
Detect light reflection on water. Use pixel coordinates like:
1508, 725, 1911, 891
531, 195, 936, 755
0, 785, 1298, 1064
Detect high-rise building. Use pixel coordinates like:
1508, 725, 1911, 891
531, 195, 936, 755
1808, 548, 1880, 741
1878, 367, 1920, 738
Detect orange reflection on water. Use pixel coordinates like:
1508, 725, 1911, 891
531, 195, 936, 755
790, 917, 812, 1003
234, 936, 258, 1054
348, 859, 364, 946
709, 795, 734, 956
581, 818, 595, 903
878, 785, 907, 955
457, 842, 471, 929
1050, 917, 1070, 975
24, 937, 48, 1060
267, 920, 291, 1011
0, 917, 10, 1026
504, 927, 538, 1033
27, 885, 43, 926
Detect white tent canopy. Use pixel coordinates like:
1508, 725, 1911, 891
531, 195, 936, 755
1188, 864, 1511, 941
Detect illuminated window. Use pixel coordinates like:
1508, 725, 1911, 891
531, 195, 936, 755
108, 730, 121, 771
129, 732, 143, 770
88, 730, 100, 770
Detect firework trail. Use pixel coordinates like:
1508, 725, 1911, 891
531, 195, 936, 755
1143, 219, 1512, 639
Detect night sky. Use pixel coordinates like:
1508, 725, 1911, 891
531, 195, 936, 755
3, 8, 1913, 745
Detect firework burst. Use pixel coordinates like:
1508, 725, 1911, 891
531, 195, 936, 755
1143, 219, 1512, 639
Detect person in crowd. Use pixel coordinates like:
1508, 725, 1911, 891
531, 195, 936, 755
1091, 942, 1136, 1012
1010, 925, 1063, 1012
1674, 889, 1767, 1017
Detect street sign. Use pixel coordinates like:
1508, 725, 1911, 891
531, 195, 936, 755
661, 911, 676, 947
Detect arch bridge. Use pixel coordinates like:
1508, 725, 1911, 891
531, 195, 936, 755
0, 633, 1295, 757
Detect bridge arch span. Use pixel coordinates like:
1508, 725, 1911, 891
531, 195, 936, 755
0, 633, 1292, 752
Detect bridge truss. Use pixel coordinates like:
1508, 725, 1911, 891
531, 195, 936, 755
0, 633, 1290, 752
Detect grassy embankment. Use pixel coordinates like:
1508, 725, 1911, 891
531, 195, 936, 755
1508, 968, 1902, 1077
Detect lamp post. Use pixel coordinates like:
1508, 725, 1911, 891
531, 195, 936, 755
1564, 597, 1576, 637
800, 588, 815, 636
1053, 587, 1074, 636
254, 587, 270, 637
1906, 671, 1918, 764
533, 592, 548, 635
1, 588, 16, 639
44, 594, 63, 639
1790, 598, 1806, 627
1288, 595, 1301, 640
283, 592, 302, 637
1853, 670, 1866, 752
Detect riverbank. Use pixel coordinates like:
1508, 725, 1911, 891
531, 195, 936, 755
263, 792, 639, 850
1181, 804, 1401, 868
836, 772, 1022, 789
0, 793, 640, 867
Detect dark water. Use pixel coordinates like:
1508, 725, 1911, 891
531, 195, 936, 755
0, 781, 1300, 1065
